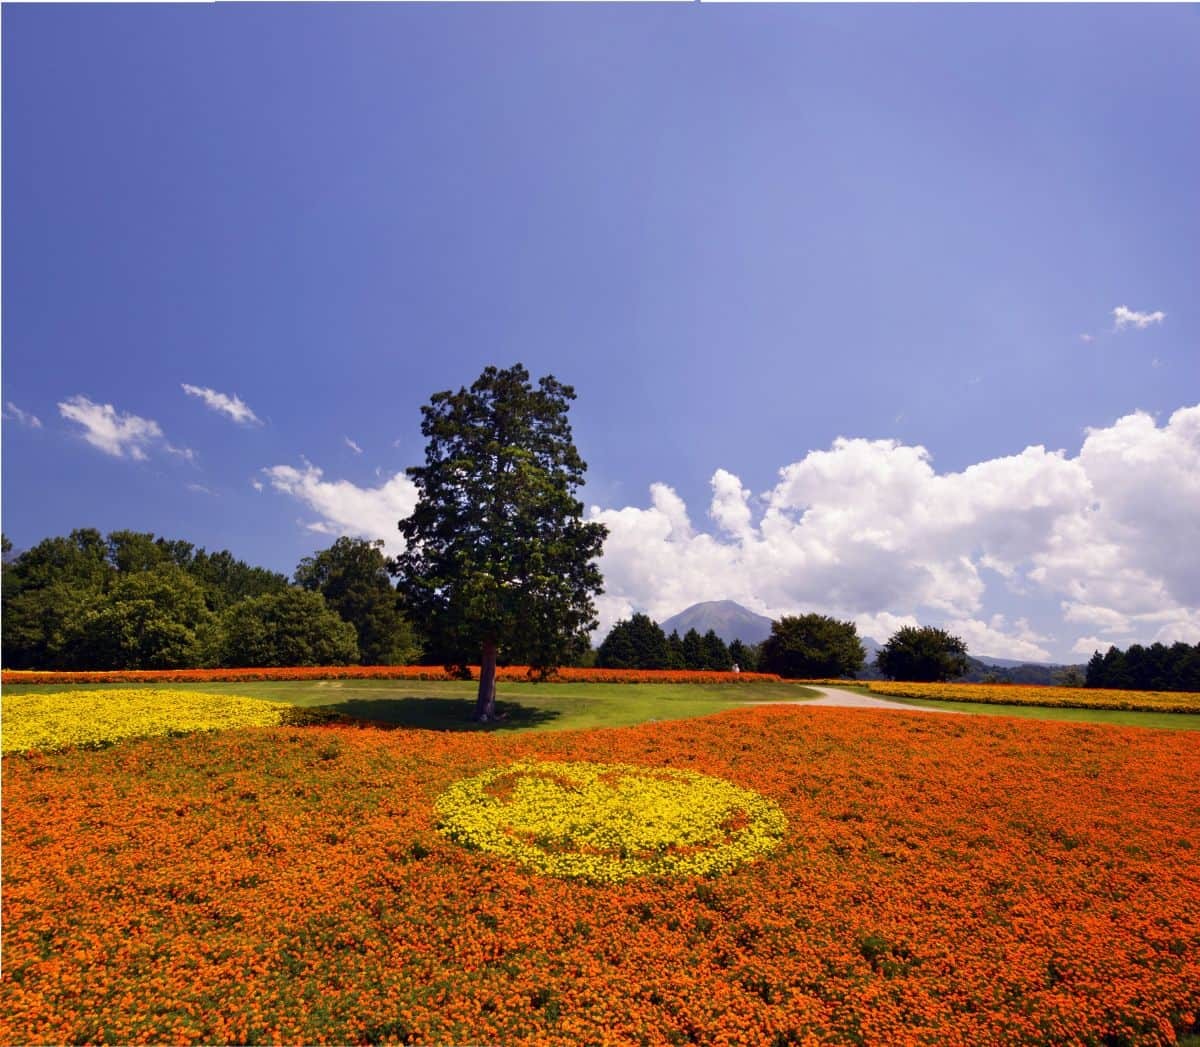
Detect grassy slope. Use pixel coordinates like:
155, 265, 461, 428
1, 679, 820, 734
6, 678, 1200, 732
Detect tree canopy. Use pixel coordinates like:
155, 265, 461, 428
217, 590, 359, 667
759, 614, 865, 679
295, 537, 420, 665
393, 364, 608, 720
728, 638, 761, 672
65, 565, 216, 670
0, 528, 382, 671
876, 626, 969, 682
597, 613, 670, 669
1085, 642, 1200, 692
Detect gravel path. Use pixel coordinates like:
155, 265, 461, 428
747, 685, 965, 715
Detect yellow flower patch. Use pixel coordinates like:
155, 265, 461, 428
1, 689, 288, 754
436, 759, 787, 882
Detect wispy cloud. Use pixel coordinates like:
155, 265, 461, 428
1113, 305, 1166, 331
181, 384, 261, 425
186, 483, 214, 496
1078, 333, 1095, 344
3, 402, 42, 428
58, 395, 164, 460
344, 436, 363, 455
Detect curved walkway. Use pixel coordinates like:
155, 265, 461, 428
747, 685, 965, 715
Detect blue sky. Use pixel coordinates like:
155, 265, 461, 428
3, 4, 1197, 662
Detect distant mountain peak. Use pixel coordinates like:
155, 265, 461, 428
659, 601, 774, 646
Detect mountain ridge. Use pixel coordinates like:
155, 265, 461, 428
659, 600, 774, 646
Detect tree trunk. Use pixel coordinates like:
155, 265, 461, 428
476, 638, 498, 722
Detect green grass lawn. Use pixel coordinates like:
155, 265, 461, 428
7, 678, 1199, 732
2, 679, 820, 734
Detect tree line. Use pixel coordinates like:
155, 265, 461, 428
598, 612, 975, 683
1, 531, 418, 670
596, 613, 750, 672
1085, 642, 1200, 692
9, 367, 1192, 696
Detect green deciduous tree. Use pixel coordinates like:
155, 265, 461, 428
760, 614, 866, 679
3, 582, 96, 669
186, 549, 289, 611
2, 530, 114, 668
5, 528, 113, 593
393, 364, 608, 721
64, 565, 216, 669
597, 613, 670, 669
217, 590, 359, 667
876, 625, 969, 682
295, 537, 421, 665
1, 528, 297, 669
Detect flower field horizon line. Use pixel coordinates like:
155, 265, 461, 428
852, 679, 1200, 714
1, 665, 785, 686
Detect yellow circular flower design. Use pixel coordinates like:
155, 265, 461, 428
435, 760, 788, 882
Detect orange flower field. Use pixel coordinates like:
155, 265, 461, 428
0, 666, 782, 686
2, 705, 1198, 1045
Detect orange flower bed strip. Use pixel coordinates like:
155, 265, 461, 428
862, 680, 1200, 714
0, 665, 783, 686
2, 706, 1197, 1045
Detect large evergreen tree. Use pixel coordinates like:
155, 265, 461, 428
728, 639, 760, 672
596, 613, 670, 669
700, 629, 731, 671
666, 630, 686, 670
393, 364, 608, 721
1083, 641, 1200, 692
681, 628, 706, 670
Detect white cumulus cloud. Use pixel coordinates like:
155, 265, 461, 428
262, 405, 1200, 659
181, 384, 261, 425
591, 404, 1200, 656
58, 395, 165, 461
1113, 305, 1166, 330
262, 462, 419, 556
944, 616, 1053, 663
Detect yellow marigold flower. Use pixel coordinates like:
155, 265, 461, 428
1, 689, 288, 753
436, 760, 787, 882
